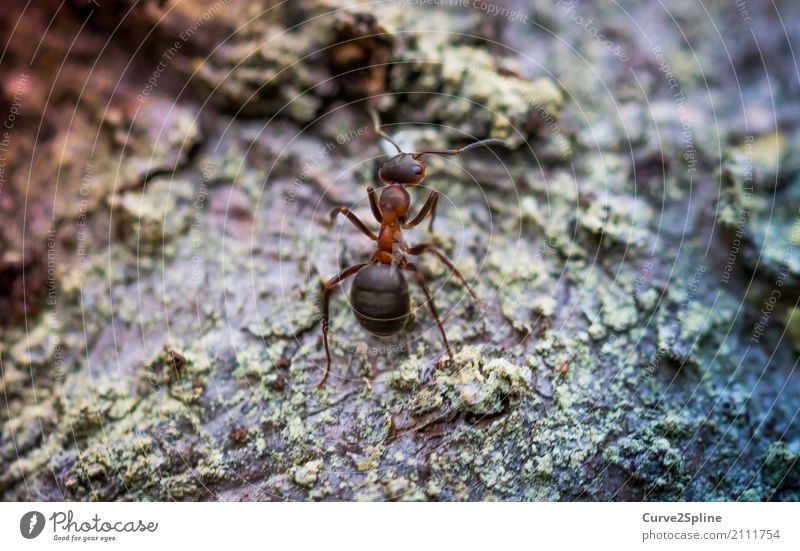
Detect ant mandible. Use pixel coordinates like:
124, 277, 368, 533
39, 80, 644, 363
318, 110, 506, 387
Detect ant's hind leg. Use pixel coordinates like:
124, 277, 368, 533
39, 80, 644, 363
403, 262, 453, 364
405, 243, 483, 306
320, 263, 368, 388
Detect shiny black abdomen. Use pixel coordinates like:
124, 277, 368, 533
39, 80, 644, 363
350, 263, 410, 336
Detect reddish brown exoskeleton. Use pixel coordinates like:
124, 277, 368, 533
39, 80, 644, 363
318, 110, 506, 386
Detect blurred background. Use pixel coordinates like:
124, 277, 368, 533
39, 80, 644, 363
1, 0, 800, 501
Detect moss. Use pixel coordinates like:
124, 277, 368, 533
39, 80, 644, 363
386, 24, 564, 147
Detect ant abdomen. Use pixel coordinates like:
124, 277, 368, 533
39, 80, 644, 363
350, 263, 410, 336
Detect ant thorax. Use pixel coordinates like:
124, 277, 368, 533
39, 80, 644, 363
378, 184, 410, 223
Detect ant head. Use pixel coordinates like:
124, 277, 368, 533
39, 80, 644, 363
378, 153, 427, 186
370, 107, 508, 186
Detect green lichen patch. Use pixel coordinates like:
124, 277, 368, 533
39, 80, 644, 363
437, 347, 530, 416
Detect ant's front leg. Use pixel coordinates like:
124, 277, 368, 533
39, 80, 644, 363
367, 186, 382, 223
403, 190, 439, 232
403, 262, 453, 363
329, 207, 377, 241
320, 262, 368, 387
405, 243, 484, 307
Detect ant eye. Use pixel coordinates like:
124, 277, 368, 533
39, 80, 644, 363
413, 166, 422, 175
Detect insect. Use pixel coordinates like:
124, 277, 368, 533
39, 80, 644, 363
367, 109, 507, 232
318, 110, 506, 386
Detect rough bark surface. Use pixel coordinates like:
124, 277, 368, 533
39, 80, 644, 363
1, 0, 800, 501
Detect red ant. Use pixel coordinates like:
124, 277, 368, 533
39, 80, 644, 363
318, 110, 506, 386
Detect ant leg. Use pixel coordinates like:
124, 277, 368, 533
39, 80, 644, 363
367, 186, 382, 223
320, 263, 368, 387
427, 193, 439, 232
403, 262, 453, 363
330, 207, 377, 241
405, 243, 483, 306
403, 190, 438, 231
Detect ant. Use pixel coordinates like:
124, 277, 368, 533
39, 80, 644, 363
318, 110, 506, 387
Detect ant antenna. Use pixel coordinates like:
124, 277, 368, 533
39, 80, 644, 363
368, 108, 507, 157
413, 138, 507, 158
369, 108, 403, 154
